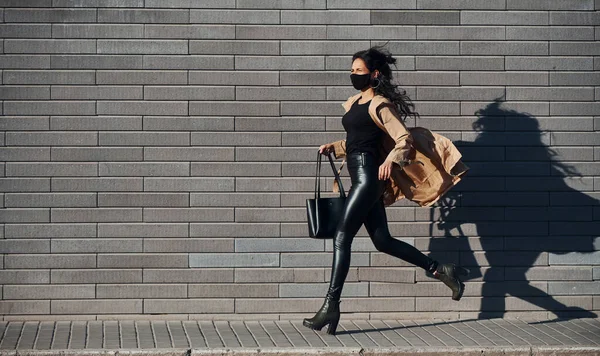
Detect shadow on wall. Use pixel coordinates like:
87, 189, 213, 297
426, 96, 598, 320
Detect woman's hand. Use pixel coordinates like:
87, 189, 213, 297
378, 159, 394, 180
319, 143, 335, 155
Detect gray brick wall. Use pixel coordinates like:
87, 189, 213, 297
0, 1, 599, 320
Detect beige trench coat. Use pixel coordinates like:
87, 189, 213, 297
328, 92, 469, 207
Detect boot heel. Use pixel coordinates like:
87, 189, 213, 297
326, 317, 340, 335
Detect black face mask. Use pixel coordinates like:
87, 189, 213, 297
350, 73, 372, 90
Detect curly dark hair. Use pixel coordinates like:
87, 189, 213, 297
352, 44, 419, 123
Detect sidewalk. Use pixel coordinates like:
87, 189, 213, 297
0, 318, 599, 355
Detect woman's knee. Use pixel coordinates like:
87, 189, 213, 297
371, 232, 393, 252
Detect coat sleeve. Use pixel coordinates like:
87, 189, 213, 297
377, 103, 413, 166
330, 139, 346, 159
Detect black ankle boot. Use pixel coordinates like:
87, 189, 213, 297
434, 263, 470, 301
302, 296, 341, 335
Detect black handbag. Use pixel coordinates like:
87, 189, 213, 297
306, 150, 347, 239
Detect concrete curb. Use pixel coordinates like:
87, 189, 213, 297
2, 347, 600, 356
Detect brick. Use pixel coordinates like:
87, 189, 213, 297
326, 55, 414, 70
5, 193, 95, 208
4, 39, 96, 54
235, 117, 325, 132
145, 25, 233, 39
282, 10, 369, 24
4, 224, 95, 238
53, 0, 144, 6
507, 87, 594, 101
51, 239, 142, 253
144, 299, 233, 314
191, 193, 279, 207
4, 285, 95, 300
506, 266, 592, 281
143, 208, 234, 222
0, 301, 49, 315
98, 9, 188, 23
507, 296, 593, 311
507, 26, 595, 41
97, 223, 188, 238
190, 10, 280, 24
460, 71, 548, 86
188, 284, 278, 298
190, 223, 279, 237
190, 163, 280, 177
3, 70, 95, 85
551, 42, 600, 56
280, 71, 348, 85
6, 132, 97, 146
417, 0, 504, 9
235, 238, 323, 253
461, 41, 548, 55
98, 193, 188, 207
281, 252, 369, 267
50, 268, 142, 284
235, 177, 315, 191
4, 8, 96, 23
279, 101, 346, 116
0, 239, 49, 253
97, 40, 187, 54
52, 24, 144, 38
237, 0, 325, 8
0, 214, 35, 233
189, 71, 279, 85
4, 101, 95, 115
189, 40, 279, 55
143, 56, 234, 70
51, 208, 143, 223
236, 26, 326, 40
189, 101, 279, 116
461, 11, 548, 25
191, 132, 280, 146
143, 268, 233, 283
328, 25, 415, 40
0, 55, 50, 69
97, 70, 187, 84
5, 254, 96, 269
0, 148, 49, 162
98, 162, 189, 177
234, 268, 293, 283
97, 254, 188, 268
506, 57, 593, 71
144, 86, 234, 100
144, 177, 234, 192
463, 101, 549, 116
143, 238, 233, 253
51, 55, 142, 69
53, 178, 142, 192
550, 11, 600, 25
145, 0, 235, 7
6, 163, 97, 177
507, 0, 595, 10
52, 86, 143, 100
550, 102, 600, 116
0, 24, 50, 38
280, 40, 370, 55
98, 132, 189, 146
97, 284, 187, 298
234, 298, 320, 313
0, 86, 49, 99
144, 148, 234, 161
416, 56, 503, 71
97, 101, 188, 115
189, 253, 279, 267
417, 26, 504, 40
144, 116, 233, 131
235, 56, 324, 70
373, 10, 458, 24
52, 147, 142, 162
0, 270, 49, 284
235, 208, 304, 222
280, 282, 368, 298
550, 72, 600, 86
52, 300, 143, 314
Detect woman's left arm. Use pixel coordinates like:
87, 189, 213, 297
376, 103, 413, 180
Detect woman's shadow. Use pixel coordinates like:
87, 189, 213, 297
426, 96, 598, 320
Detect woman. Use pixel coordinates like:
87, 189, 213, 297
302, 46, 470, 335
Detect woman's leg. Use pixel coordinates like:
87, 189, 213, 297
325, 162, 383, 302
364, 197, 438, 272
364, 197, 470, 300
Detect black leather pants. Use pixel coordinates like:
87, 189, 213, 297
325, 151, 439, 302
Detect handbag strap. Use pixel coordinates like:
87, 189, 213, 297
314, 151, 346, 199
327, 152, 346, 198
